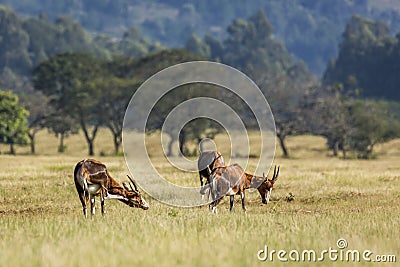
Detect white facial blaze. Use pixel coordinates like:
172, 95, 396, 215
142, 198, 150, 209
265, 188, 272, 203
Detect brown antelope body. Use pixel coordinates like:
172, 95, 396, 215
208, 164, 279, 213
73, 159, 149, 218
198, 151, 225, 189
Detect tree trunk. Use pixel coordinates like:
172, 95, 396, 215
88, 141, 94, 156
333, 140, 339, 157
113, 134, 121, 155
167, 136, 175, 157
28, 133, 35, 154
178, 131, 187, 157
107, 126, 122, 155
58, 133, 65, 153
277, 133, 289, 158
340, 137, 347, 159
10, 143, 15, 155
81, 119, 98, 156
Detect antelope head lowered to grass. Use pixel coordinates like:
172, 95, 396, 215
73, 159, 149, 218
207, 164, 280, 213
249, 165, 280, 204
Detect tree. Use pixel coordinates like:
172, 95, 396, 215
313, 85, 400, 159
222, 10, 294, 80
313, 84, 355, 158
323, 15, 400, 101
22, 13, 56, 66
263, 76, 315, 157
128, 49, 204, 80
0, 6, 32, 75
348, 100, 400, 159
194, 9, 315, 157
45, 113, 79, 153
117, 27, 163, 58
178, 118, 221, 156
96, 76, 140, 155
19, 91, 50, 154
203, 34, 224, 60
185, 34, 211, 58
147, 83, 221, 157
33, 53, 105, 156
111, 49, 221, 157
0, 91, 29, 154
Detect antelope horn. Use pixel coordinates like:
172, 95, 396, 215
272, 165, 280, 182
127, 175, 138, 191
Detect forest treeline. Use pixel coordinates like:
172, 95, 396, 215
1, 5, 400, 159
2, 0, 400, 74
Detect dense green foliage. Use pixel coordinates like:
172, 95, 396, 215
347, 100, 400, 158
324, 15, 400, 101
185, 10, 315, 157
312, 85, 400, 158
2, 0, 400, 74
0, 5, 162, 92
33, 53, 111, 155
0, 91, 29, 154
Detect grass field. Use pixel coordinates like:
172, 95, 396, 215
0, 129, 399, 266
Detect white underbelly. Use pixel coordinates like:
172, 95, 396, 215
87, 184, 101, 194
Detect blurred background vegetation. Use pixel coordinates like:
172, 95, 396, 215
1, 0, 400, 159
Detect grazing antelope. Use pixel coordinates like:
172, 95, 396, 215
73, 159, 149, 218
198, 151, 225, 198
207, 164, 280, 213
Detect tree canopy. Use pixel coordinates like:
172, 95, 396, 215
3, 0, 400, 75
324, 15, 400, 101
0, 90, 29, 154
33, 53, 106, 155
0, 5, 162, 93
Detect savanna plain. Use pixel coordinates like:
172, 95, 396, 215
0, 129, 399, 267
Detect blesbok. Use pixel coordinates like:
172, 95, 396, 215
197, 151, 225, 198
73, 159, 149, 218
207, 164, 280, 213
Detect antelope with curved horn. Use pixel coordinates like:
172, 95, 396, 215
208, 164, 280, 213
250, 165, 280, 204
73, 159, 149, 218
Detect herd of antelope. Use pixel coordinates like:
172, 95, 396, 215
73, 152, 279, 217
